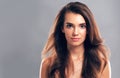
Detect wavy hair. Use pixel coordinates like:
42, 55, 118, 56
41, 2, 109, 78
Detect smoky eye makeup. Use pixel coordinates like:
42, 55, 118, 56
79, 23, 86, 28
64, 22, 86, 29
65, 23, 73, 28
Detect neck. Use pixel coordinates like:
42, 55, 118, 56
67, 44, 84, 60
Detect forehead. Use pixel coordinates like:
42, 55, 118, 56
64, 12, 86, 24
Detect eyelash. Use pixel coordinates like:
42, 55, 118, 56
66, 24, 73, 28
66, 24, 86, 29
80, 25, 86, 28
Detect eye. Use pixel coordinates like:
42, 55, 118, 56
66, 24, 73, 28
80, 24, 86, 29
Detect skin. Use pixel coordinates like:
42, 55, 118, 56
62, 12, 87, 48
39, 12, 111, 78
62, 12, 86, 78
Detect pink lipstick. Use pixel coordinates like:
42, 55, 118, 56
71, 38, 80, 42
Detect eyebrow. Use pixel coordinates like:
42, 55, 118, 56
80, 23, 86, 26
65, 22, 86, 26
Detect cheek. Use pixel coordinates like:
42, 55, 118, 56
83, 30, 87, 35
84, 32, 87, 39
64, 30, 72, 39
81, 30, 87, 37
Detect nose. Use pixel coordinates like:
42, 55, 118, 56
73, 27, 79, 36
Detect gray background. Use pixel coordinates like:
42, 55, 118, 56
0, 0, 120, 78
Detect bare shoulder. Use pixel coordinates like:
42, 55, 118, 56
98, 52, 111, 78
39, 57, 52, 78
41, 57, 52, 66
100, 59, 111, 78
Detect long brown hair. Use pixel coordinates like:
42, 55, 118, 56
41, 2, 109, 78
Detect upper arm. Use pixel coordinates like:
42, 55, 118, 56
101, 60, 111, 78
39, 59, 50, 78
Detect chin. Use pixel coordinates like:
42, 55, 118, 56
69, 42, 83, 47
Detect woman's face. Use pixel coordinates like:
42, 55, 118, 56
62, 12, 87, 47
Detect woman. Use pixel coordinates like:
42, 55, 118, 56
39, 2, 111, 78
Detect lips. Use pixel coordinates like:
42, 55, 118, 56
71, 38, 80, 41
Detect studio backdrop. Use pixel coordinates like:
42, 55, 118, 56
0, 0, 120, 78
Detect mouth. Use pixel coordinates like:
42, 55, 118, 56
71, 38, 80, 42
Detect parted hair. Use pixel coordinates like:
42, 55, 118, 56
41, 2, 109, 78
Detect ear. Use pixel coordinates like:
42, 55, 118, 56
61, 27, 65, 33
62, 29, 65, 33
